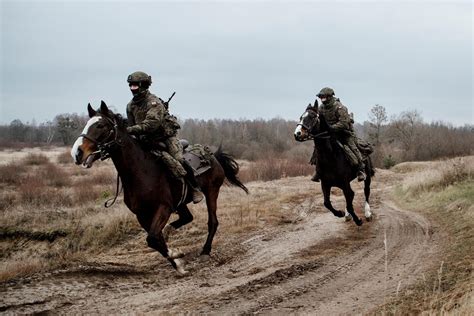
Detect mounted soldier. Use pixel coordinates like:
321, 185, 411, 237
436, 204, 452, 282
125, 71, 204, 203
311, 87, 366, 182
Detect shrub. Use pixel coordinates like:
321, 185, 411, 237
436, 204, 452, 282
18, 175, 73, 207
383, 155, 396, 169
0, 192, 16, 211
74, 185, 102, 204
0, 162, 27, 185
22, 153, 50, 165
40, 163, 71, 187
76, 169, 116, 186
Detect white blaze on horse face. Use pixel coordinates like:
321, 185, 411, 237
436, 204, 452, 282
71, 116, 102, 163
294, 124, 303, 136
294, 112, 309, 136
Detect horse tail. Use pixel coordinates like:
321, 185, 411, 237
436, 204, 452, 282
366, 155, 375, 177
214, 145, 249, 194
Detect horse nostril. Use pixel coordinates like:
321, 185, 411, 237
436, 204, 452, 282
296, 131, 301, 136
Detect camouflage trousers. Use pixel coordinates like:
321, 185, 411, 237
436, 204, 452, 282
341, 136, 365, 170
152, 136, 187, 178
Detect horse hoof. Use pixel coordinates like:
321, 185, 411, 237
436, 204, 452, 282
365, 214, 373, 222
335, 211, 345, 218
355, 219, 363, 226
345, 211, 352, 222
174, 259, 189, 275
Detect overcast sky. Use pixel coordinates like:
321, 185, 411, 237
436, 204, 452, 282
1, 0, 472, 126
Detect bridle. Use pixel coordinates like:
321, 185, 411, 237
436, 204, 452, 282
80, 115, 124, 208
297, 109, 330, 141
80, 115, 123, 161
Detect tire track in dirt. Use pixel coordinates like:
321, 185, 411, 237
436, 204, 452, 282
0, 178, 440, 315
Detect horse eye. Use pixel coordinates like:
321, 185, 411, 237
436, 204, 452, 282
96, 123, 104, 128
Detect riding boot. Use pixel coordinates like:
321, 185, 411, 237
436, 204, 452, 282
182, 160, 204, 204
347, 136, 366, 182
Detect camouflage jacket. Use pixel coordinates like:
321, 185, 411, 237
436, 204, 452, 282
319, 97, 354, 136
126, 91, 179, 140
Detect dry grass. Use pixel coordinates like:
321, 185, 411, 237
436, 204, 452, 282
0, 149, 145, 283
0, 258, 47, 283
22, 153, 50, 165
0, 144, 324, 284
384, 156, 474, 314
57, 149, 73, 164
17, 175, 73, 207
0, 162, 27, 185
41, 162, 72, 187
239, 158, 313, 182
0, 192, 16, 211
400, 156, 473, 194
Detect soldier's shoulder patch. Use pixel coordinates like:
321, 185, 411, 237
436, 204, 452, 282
151, 101, 158, 105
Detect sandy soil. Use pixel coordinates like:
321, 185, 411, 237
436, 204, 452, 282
0, 171, 440, 314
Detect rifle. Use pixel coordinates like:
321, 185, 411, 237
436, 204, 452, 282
163, 91, 176, 110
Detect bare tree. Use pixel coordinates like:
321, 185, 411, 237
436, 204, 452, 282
388, 110, 423, 160
368, 104, 388, 146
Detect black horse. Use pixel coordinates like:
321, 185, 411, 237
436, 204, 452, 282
71, 101, 248, 274
294, 102, 374, 226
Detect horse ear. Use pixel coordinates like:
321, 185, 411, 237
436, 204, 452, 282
314, 99, 319, 112
100, 100, 109, 115
87, 103, 96, 118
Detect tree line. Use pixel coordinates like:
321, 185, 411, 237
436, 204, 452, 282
1, 106, 472, 168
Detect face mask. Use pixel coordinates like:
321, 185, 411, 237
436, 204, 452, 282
129, 84, 140, 96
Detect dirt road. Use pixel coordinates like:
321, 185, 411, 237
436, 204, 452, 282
1, 173, 440, 314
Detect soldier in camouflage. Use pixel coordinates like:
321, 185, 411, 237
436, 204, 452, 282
312, 87, 366, 182
126, 71, 204, 203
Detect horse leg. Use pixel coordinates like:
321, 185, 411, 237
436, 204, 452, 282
146, 205, 188, 275
201, 188, 219, 256
321, 182, 345, 218
163, 204, 194, 241
363, 175, 373, 221
342, 184, 363, 226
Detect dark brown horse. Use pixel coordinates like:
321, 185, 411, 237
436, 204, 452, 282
294, 102, 374, 226
71, 101, 248, 274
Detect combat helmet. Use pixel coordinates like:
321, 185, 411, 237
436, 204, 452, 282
127, 71, 152, 96
127, 71, 152, 86
317, 87, 335, 98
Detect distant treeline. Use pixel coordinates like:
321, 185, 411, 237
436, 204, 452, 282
1, 106, 472, 168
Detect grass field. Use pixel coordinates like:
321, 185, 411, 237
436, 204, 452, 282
1, 147, 472, 314
383, 156, 474, 314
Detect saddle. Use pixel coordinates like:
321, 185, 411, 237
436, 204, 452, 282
154, 139, 213, 177
181, 141, 213, 176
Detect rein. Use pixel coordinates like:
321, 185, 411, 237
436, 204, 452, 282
296, 125, 330, 141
